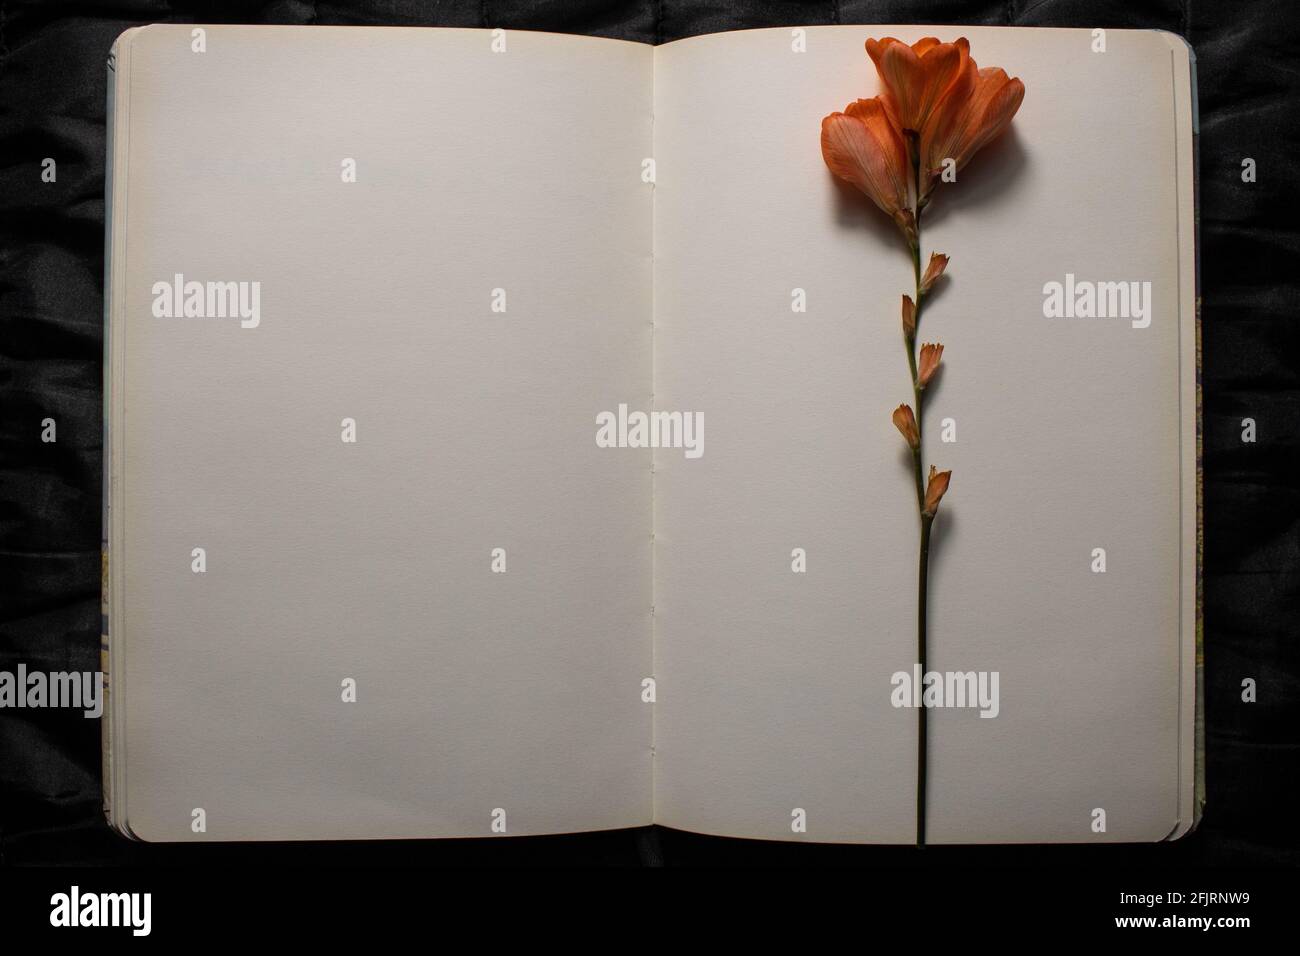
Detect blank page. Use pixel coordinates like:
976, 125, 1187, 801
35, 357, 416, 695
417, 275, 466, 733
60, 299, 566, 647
106, 25, 653, 840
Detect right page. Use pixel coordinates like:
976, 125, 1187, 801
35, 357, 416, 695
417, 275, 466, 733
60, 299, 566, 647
651, 26, 1197, 843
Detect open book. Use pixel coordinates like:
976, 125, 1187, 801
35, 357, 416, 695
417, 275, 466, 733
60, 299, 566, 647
103, 24, 1200, 844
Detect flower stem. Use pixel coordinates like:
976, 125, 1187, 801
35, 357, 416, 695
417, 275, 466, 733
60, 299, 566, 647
908, 241, 925, 509
907, 135, 929, 848
917, 512, 932, 847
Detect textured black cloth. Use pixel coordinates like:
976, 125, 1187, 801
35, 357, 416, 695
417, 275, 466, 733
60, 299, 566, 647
0, 1, 1296, 866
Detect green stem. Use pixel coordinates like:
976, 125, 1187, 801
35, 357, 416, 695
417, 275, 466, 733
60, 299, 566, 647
907, 135, 929, 848
908, 239, 924, 509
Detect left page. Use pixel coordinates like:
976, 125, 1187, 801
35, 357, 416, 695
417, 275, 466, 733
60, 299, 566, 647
104, 25, 653, 840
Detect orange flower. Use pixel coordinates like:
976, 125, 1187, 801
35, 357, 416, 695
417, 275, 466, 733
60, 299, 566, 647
920, 253, 948, 295
892, 403, 919, 449
918, 343, 943, 388
920, 65, 1025, 197
901, 295, 916, 339
923, 465, 952, 516
866, 37, 974, 140
821, 98, 915, 237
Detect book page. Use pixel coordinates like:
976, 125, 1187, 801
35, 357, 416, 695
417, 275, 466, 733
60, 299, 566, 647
651, 26, 1196, 842
107, 25, 653, 840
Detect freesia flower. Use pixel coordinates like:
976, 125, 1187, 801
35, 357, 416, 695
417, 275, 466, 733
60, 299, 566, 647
920, 65, 1025, 198
821, 98, 915, 238
866, 37, 974, 140
822, 36, 1022, 848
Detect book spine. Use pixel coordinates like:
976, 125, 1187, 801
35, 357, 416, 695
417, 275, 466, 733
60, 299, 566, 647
100, 39, 117, 827
101, 28, 138, 833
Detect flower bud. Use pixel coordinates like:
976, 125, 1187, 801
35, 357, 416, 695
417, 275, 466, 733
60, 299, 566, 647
918, 342, 943, 388
892, 403, 919, 450
901, 295, 916, 340
920, 252, 949, 295
923, 465, 952, 516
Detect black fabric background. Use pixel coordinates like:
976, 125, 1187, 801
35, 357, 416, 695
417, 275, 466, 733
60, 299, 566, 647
0, 0, 1296, 867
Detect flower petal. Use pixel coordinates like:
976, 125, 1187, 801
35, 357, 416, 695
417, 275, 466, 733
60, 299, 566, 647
965, 69, 1026, 158
922, 64, 1025, 187
821, 98, 910, 220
